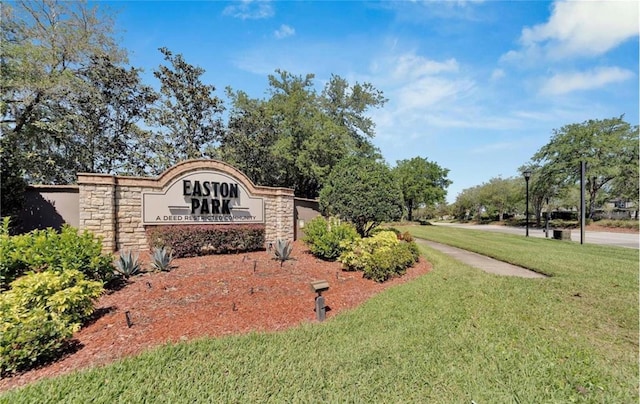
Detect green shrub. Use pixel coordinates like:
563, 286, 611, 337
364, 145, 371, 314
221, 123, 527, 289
406, 239, 421, 261
339, 230, 399, 271
0, 224, 28, 288
0, 224, 113, 288
302, 216, 359, 261
6, 269, 103, 326
0, 269, 103, 375
0, 306, 71, 376
548, 219, 579, 229
379, 227, 414, 242
339, 231, 419, 282
146, 224, 265, 258
319, 156, 403, 237
374, 226, 400, 236
364, 245, 403, 282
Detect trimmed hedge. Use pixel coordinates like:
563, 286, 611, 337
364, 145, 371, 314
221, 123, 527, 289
146, 224, 266, 258
594, 219, 639, 229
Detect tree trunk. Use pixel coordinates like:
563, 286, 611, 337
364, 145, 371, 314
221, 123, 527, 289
533, 195, 543, 226
407, 200, 413, 222
11, 92, 42, 137
588, 178, 598, 219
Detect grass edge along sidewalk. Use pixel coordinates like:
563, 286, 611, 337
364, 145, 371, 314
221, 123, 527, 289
2, 228, 638, 403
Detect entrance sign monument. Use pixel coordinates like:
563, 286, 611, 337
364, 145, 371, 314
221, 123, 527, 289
78, 160, 294, 252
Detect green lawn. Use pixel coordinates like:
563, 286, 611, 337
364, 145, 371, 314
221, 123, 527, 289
2, 226, 638, 403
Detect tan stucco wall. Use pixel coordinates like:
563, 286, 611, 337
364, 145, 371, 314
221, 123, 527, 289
78, 160, 294, 252
293, 198, 321, 240
18, 185, 80, 232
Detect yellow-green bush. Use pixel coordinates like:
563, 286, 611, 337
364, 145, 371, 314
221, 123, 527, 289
366, 242, 419, 282
0, 221, 113, 288
0, 269, 103, 375
339, 230, 399, 272
339, 231, 419, 282
0, 305, 71, 376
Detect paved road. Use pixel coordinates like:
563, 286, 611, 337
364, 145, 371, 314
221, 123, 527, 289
432, 222, 639, 249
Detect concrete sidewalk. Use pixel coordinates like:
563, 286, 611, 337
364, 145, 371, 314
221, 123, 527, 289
416, 238, 546, 279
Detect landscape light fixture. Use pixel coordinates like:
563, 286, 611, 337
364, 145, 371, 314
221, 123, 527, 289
523, 170, 532, 237
310, 280, 329, 321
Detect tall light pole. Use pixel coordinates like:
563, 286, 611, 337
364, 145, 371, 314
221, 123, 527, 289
523, 169, 531, 237
580, 161, 586, 245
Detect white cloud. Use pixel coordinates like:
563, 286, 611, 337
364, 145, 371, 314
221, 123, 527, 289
362, 50, 537, 135
413, 111, 522, 130
512, 110, 557, 122
223, 0, 274, 20
504, 0, 639, 61
274, 24, 295, 39
361, 51, 541, 142
393, 54, 458, 79
490, 68, 505, 81
540, 66, 634, 95
384, 0, 486, 22
453, 0, 485, 5
396, 76, 474, 110
232, 40, 363, 76
365, 52, 469, 111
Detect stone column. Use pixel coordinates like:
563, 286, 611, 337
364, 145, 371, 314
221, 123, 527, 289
276, 193, 294, 241
263, 191, 294, 245
78, 174, 117, 253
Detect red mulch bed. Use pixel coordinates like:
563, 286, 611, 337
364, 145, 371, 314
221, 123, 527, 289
1, 241, 431, 392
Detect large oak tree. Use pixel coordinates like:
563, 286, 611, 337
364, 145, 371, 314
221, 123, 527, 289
1, 0, 127, 184
393, 157, 451, 221
220, 70, 386, 198
146, 48, 224, 174
532, 116, 638, 219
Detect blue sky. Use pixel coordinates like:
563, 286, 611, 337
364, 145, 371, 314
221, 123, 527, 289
108, 0, 639, 202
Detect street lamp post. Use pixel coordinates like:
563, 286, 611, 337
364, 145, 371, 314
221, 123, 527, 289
523, 170, 531, 237
545, 197, 550, 238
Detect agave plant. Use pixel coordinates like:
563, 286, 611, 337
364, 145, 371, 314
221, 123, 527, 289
151, 246, 173, 272
273, 239, 293, 266
115, 250, 141, 278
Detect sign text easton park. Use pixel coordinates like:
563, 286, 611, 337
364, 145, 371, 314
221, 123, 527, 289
182, 180, 238, 215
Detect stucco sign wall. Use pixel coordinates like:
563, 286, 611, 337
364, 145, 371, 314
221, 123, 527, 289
142, 171, 264, 224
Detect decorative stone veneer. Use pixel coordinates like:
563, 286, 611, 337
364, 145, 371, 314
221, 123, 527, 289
78, 160, 294, 253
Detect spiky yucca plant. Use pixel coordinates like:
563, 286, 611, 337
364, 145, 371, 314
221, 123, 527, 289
151, 246, 173, 272
115, 250, 141, 278
273, 239, 293, 266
